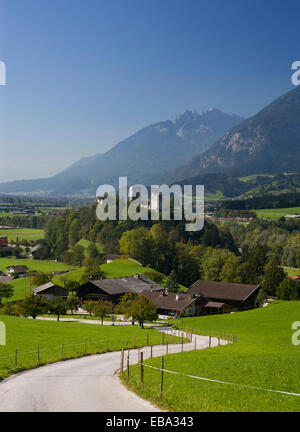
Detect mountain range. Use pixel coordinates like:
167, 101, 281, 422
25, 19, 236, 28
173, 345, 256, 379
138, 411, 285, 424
1, 85, 300, 197
0, 108, 243, 196
173, 86, 300, 182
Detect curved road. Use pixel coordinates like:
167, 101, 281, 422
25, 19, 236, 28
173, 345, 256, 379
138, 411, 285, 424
0, 331, 226, 412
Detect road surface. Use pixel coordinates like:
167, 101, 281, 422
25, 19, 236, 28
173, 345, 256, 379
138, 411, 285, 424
0, 330, 227, 412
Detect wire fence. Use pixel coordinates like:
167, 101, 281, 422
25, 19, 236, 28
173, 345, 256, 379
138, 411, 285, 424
0, 331, 185, 378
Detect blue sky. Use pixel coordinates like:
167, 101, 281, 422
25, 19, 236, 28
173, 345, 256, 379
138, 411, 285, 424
1, 0, 299, 181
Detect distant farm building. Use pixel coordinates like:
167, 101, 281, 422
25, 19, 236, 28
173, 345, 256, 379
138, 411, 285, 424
0, 237, 8, 247
6, 265, 29, 277
32, 282, 68, 299
143, 291, 202, 318
77, 274, 164, 303
187, 280, 260, 314
106, 254, 122, 263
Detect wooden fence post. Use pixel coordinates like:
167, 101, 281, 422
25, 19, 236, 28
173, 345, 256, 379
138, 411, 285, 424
209, 335, 211, 348
140, 352, 144, 384
181, 335, 184, 352
15, 349, 18, 367
120, 348, 124, 375
127, 351, 130, 377
160, 356, 164, 397
218, 337, 220, 346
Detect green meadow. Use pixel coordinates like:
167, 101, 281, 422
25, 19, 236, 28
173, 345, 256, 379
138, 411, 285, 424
0, 258, 75, 302
254, 207, 300, 220
123, 301, 300, 412
0, 228, 45, 241
0, 315, 181, 381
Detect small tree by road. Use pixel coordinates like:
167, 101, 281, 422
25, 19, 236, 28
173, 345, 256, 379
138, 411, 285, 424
130, 295, 157, 328
66, 296, 79, 314
19, 295, 49, 319
117, 291, 139, 324
49, 297, 68, 321
0, 283, 14, 307
91, 299, 114, 325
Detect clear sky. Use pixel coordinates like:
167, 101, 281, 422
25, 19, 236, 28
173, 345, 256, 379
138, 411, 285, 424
0, 0, 299, 182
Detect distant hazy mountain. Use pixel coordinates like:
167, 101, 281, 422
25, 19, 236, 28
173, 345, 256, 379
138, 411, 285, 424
173, 86, 300, 181
0, 108, 243, 196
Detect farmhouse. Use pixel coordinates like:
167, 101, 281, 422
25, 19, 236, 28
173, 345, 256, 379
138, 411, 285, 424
142, 291, 202, 318
6, 265, 29, 277
106, 254, 122, 263
77, 274, 164, 303
0, 275, 15, 284
30, 244, 43, 259
0, 237, 8, 247
32, 282, 68, 299
187, 280, 260, 313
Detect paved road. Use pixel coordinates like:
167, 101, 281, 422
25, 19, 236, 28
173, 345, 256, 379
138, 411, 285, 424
0, 330, 227, 412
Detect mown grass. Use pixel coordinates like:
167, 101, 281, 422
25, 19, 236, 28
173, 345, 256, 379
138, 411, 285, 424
0, 315, 181, 381
254, 207, 300, 220
52, 259, 148, 285
0, 258, 75, 302
284, 267, 300, 277
122, 301, 300, 412
0, 228, 45, 241
76, 239, 104, 255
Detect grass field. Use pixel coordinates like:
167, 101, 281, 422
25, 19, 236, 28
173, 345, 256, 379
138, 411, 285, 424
284, 267, 300, 277
0, 258, 75, 302
76, 239, 104, 255
123, 301, 300, 412
0, 228, 45, 241
0, 315, 181, 381
52, 259, 149, 285
254, 207, 300, 220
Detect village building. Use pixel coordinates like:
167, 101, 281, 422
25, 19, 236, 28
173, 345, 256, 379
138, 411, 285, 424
0, 275, 15, 284
0, 237, 8, 247
6, 265, 29, 277
106, 254, 122, 263
32, 282, 68, 300
186, 280, 260, 314
142, 290, 202, 318
77, 274, 164, 303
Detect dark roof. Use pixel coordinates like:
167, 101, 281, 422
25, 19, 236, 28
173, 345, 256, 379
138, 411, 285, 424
7, 265, 29, 272
106, 254, 122, 260
187, 280, 260, 302
0, 276, 15, 284
31, 244, 42, 253
80, 274, 164, 296
32, 282, 68, 295
142, 291, 198, 312
204, 301, 225, 308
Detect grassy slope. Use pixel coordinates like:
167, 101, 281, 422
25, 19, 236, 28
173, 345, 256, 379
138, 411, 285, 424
0, 259, 75, 302
0, 228, 44, 241
254, 207, 300, 220
123, 301, 300, 412
0, 315, 180, 380
76, 239, 104, 255
284, 267, 300, 277
52, 259, 148, 285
